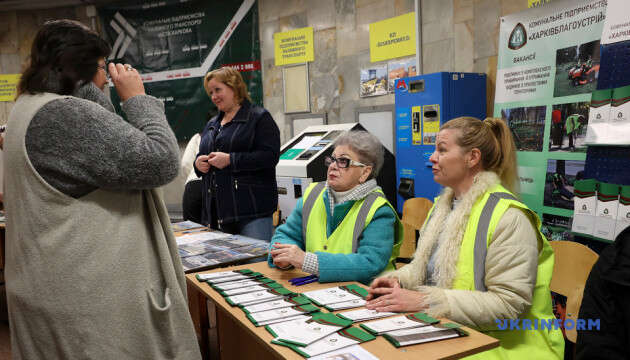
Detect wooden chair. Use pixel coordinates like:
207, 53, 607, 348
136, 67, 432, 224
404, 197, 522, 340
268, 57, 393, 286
399, 197, 433, 260
549, 240, 598, 343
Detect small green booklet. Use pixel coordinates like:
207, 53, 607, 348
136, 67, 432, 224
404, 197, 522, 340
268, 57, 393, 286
195, 269, 255, 283
302, 284, 368, 307
218, 281, 283, 297
271, 326, 376, 358
382, 323, 468, 347
359, 312, 439, 335
225, 287, 294, 307
246, 304, 320, 327
241, 295, 312, 314
266, 312, 353, 347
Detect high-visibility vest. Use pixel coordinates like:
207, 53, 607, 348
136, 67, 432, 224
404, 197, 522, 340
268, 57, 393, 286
301, 182, 402, 271
426, 184, 564, 359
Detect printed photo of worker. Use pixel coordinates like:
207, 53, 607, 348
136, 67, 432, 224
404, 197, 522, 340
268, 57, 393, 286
541, 213, 574, 242
543, 159, 586, 210
549, 101, 590, 152
553, 40, 600, 98
500, 105, 546, 152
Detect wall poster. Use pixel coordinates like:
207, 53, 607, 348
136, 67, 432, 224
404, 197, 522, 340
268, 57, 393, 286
494, 0, 607, 216
99, 0, 262, 141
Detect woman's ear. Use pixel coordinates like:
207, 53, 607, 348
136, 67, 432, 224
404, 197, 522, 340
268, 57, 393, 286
360, 166, 372, 183
468, 148, 481, 168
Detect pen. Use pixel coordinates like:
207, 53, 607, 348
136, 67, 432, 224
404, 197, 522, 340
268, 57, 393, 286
293, 277, 319, 286
289, 275, 317, 284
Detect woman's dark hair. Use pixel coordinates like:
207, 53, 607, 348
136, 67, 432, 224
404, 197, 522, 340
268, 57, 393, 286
18, 19, 111, 96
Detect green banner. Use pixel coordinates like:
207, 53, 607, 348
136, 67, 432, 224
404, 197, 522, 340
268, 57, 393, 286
494, 0, 606, 227
98, 0, 262, 141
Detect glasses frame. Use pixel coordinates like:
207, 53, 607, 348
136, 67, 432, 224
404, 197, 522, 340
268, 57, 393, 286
324, 155, 368, 169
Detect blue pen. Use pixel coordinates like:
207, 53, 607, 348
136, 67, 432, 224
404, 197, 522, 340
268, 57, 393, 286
294, 277, 319, 286
289, 275, 317, 284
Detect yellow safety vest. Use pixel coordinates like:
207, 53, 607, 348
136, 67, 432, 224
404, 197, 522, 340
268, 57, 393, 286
301, 182, 402, 271
426, 184, 564, 359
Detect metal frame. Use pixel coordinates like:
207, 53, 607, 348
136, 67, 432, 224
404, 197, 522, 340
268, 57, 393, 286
415, 0, 423, 74
289, 112, 328, 138
354, 104, 397, 154
282, 62, 311, 114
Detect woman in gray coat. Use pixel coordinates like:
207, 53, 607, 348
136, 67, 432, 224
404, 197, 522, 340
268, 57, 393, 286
4, 20, 200, 359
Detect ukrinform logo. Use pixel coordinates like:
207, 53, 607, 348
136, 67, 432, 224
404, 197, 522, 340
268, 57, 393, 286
495, 318, 600, 331
508, 23, 527, 50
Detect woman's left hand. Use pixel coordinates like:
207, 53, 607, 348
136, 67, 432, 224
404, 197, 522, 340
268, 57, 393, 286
207, 152, 230, 169
365, 286, 427, 313
270, 243, 306, 269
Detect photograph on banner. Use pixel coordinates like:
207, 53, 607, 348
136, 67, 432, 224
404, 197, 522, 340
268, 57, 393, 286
553, 40, 601, 98
360, 65, 388, 97
549, 101, 589, 152
543, 159, 586, 210
500, 105, 546, 151
541, 213, 575, 241
387, 57, 417, 93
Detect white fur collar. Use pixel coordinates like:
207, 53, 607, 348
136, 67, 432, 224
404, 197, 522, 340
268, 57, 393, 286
410, 171, 501, 289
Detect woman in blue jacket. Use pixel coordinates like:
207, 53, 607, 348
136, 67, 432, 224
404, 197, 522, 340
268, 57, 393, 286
269, 131, 402, 284
194, 67, 280, 241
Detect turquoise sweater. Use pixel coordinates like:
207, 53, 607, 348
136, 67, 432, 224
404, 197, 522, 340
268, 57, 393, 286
268, 190, 396, 285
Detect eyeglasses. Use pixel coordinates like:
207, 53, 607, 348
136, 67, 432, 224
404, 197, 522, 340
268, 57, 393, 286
97, 63, 110, 80
324, 155, 368, 169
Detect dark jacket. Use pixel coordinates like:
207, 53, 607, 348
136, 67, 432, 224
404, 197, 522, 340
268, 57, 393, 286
576, 226, 630, 360
194, 99, 280, 225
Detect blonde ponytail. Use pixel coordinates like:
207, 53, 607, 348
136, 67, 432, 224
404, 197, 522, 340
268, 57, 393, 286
441, 117, 519, 194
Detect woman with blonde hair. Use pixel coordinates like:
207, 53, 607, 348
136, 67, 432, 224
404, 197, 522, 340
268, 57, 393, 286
366, 117, 564, 359
194, 67, 280, 240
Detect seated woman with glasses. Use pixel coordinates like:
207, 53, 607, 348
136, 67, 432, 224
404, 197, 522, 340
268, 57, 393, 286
268, 130, 402, 284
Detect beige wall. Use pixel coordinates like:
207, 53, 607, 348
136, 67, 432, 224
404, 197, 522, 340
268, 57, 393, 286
0, 0, 531, 209
258, 0, 531, 143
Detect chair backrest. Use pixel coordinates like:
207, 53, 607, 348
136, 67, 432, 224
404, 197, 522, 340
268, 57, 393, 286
399, 197, 433, 259
549, 240, 598, 343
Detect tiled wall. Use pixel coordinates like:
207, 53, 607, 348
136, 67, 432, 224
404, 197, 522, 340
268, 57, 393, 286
259, 0, 530, 143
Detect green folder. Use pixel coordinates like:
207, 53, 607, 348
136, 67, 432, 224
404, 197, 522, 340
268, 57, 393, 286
382, 323, 469, 348
217, 281, 283, 297
240, 295, 312, 313
270, 326, 376, 358
246, 304, 319, 327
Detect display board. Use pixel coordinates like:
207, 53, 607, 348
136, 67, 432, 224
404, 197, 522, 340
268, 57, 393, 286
494, 0, 607, 222
98, 0, 262, 141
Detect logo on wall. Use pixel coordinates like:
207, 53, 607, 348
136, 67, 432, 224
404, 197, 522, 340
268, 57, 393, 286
108, 12, 137, 60
508, 23, 527, 50
396, 79, 408, 91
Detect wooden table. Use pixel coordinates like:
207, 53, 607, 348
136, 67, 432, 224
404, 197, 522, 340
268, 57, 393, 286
186, 262, 499, 360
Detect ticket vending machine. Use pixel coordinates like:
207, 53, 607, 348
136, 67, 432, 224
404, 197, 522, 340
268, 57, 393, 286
276, 123, 396, 224
394, 72, 486, 213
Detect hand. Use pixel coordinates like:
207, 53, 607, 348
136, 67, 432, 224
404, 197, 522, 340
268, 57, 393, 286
366, 276, 400, 300
195, 155, 211, 173
365, 286, 426, 313
108, 63, 145, 102
270, 243, 306, 269
207, 152, 230, 169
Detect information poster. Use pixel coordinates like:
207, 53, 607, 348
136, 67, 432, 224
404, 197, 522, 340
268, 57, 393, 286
0, 74, 20, 102
99, 0, 262, 141
369, 12, 416, 63
274, 27, 314, 66
494, 0, 607, 217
